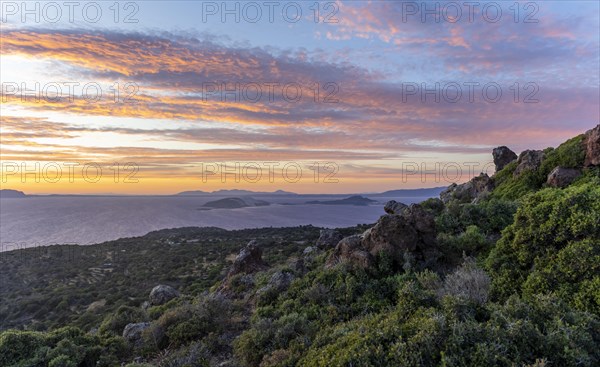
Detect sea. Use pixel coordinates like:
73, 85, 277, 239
0, 195, 432, 250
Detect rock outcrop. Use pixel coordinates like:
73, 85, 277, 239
584, 124, 600, 167
327, 204, 439, 270
227, 240, 268, 277
546, 167, 581, 188
149, 285, 180, 306
123, 322, 150, 348
327, 235, 373, 269
440, 173, 493, 203
315, 229, 343, 249
303, 246, 317, 256
514, 150, 545, 177
384, 200, 408, 215
492, 146, 518, 172
257, 271, 295, 295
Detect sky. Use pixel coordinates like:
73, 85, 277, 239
1, 0, 599, 194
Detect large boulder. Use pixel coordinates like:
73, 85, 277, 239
315, 229, 343, 249
584, 124, 600, 167
440, 173, 493, 203
228, 240, 268, 277
326, 234, 373, 269
492, 146, 518, 172
514, 150, 545, 177
363, 204, 438, 267
547, 166, 581, 188
384, 200, 408, 215
149, 285, 180, 306
123, 322, 150, 348
327, 204, 439, 270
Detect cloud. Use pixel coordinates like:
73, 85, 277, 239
329, 0, 599, 80
1, 23, 598, 184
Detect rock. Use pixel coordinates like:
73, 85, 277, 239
440, 173, 493, 204
149, 285, 180, 306
227, 240, 268, 277
584, 124, 600, 167
86, 299, 106, 312
290, 258, 306, 274
363, 204, 438, 267
315, 229, 343, 249
269, 271, 295, 291
384, 200, 408, 215
258, 271, 295, 295
327, 204, 439, 270
492, 146, 518, 172
123, 322, 150, 348
514, 150, 545, 177
303, 246, 317, 256
547, 166, 581, 188
439, 183, 458, 203
326, 234, 373, 269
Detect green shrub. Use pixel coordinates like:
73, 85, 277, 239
438, 225, 490, 257
0, 330, 46, 366
486, 181, 600, 313
0, 327, 101, 367
98, 306, 147, 337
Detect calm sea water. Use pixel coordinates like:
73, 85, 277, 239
0, 195, 429, 250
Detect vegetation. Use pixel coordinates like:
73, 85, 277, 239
1, 133, 599, 366
486, 179, 600, 313
491, 134, 587, 200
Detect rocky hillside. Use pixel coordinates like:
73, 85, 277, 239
1, 125, 599, 367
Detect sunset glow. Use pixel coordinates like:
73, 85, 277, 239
1, 1, 598, 194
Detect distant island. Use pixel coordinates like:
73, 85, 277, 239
0, 189, 26, 198
306, 195, 377, 206
201, 197, 270, 209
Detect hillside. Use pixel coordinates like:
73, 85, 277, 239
1, 125, 599, 367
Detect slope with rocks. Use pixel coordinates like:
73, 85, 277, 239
1, 126, 599, 367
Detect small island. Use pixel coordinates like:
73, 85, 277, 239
305, 195, 377, 206
0, 189, 27, 198
201, 197, 270, 209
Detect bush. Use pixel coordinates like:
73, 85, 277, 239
436, 199, 517, 236
438, 225, 490, 257
98, 306, 147, 337
143, 294, 232, 351
486, 181, 600, 313
0, 330, 46, 366
440, 258, 490, 305
0, 327, 101, 367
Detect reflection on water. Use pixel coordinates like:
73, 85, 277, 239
0, 195, 429, 249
